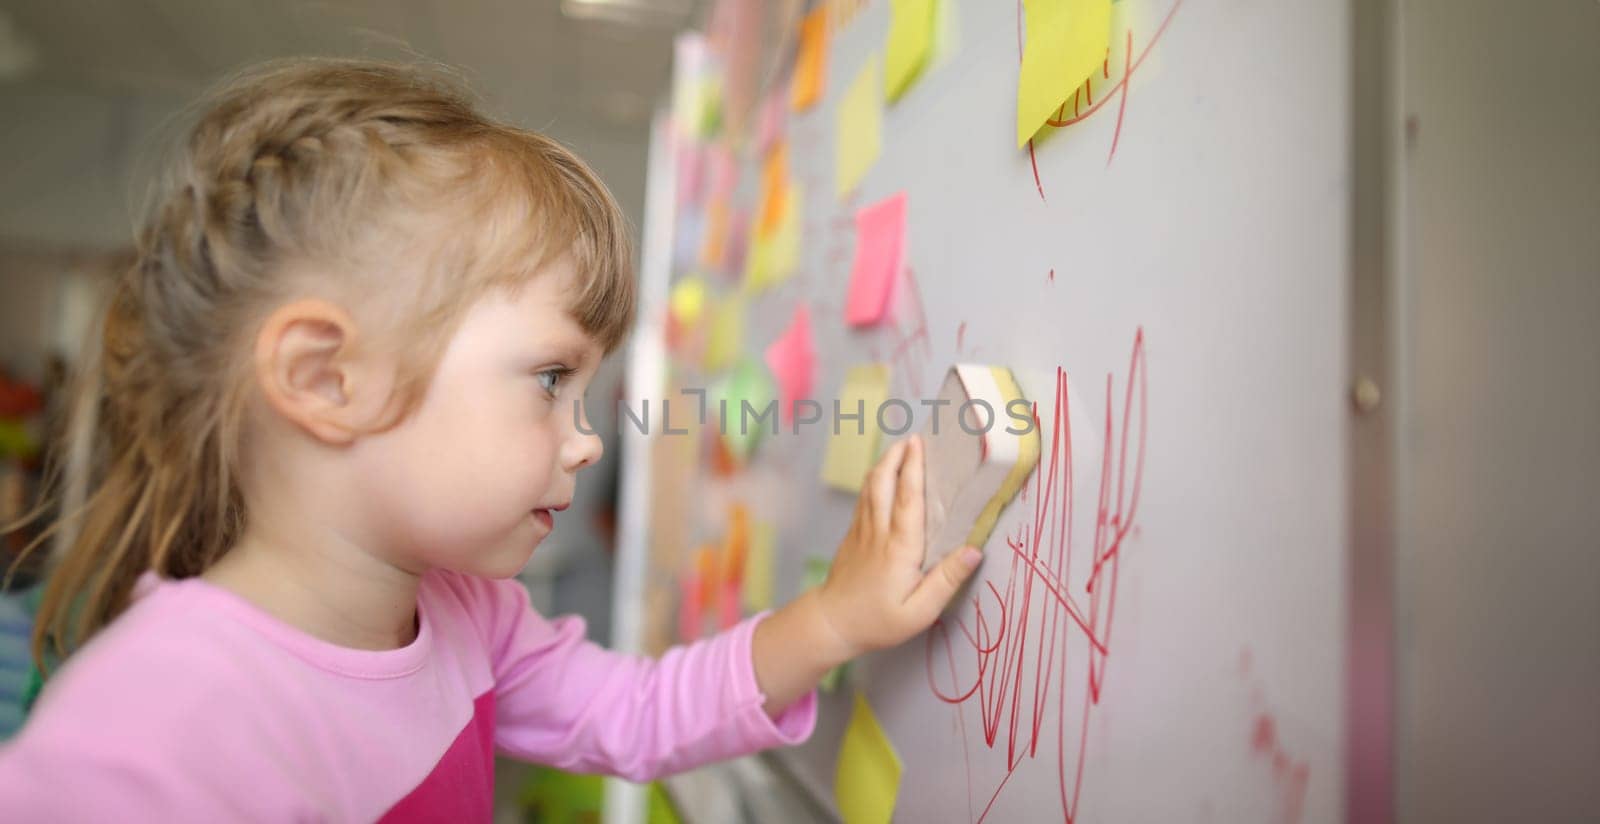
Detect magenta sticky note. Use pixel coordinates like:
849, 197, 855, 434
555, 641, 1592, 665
764, 304, 816, 426
845, 192, 908, 327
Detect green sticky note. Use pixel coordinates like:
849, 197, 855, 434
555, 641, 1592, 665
712, 358, 776, 462
803, 556, 849, 691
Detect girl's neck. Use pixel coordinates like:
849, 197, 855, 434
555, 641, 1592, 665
201, 525, 423, 651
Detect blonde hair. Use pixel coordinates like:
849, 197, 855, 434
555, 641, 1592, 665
4, 58, 635, 671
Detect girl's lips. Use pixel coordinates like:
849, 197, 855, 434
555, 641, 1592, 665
533, 509, 554, 530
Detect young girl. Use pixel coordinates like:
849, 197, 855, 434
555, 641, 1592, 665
0, 59, 981, 820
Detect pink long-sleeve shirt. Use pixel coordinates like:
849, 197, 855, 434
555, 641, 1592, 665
0, 569, 817, 821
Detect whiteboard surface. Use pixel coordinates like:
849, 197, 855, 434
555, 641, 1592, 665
652, 1, 1351, 820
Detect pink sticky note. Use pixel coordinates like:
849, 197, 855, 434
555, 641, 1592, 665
718, 579, 741, 630
845, 192, 908, 327
723, 208, 751, 278
758, 89, 788, 155
676, 141, 706, 208
708, 144, 739, 202
678, 571, 704, 642
764, 304, 816, 426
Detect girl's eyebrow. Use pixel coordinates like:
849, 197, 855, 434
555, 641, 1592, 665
527, 335, 599, 371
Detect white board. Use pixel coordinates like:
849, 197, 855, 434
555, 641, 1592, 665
634, 1, 1351, 820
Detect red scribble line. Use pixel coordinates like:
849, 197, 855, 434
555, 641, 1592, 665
884, 268, 933, 397
1046, 0, 1184, 128
1029, 141, 1047, 202
1018, 0, 1183, 200
1106, 30, 1133, 166
925, 329, 1149, 822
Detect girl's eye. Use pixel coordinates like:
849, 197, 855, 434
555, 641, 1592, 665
536, 368, 573, 397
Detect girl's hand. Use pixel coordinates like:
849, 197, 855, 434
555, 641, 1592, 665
750, 434, 982, 716
813, 434, 984, 660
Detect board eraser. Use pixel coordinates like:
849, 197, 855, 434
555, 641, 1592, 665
921, 365, 1041, 567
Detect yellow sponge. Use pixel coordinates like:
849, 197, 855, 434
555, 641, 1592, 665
921, 365, 1041, 565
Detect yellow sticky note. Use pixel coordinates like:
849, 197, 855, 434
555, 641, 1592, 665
669, 277, 707, 326
791, 5, 829, 112
742, 520, 776, 612
835, 691, 903, 824
703, 295, 744, 373
744, 230, 775, 292
884, 0, 936, 102
1015, 0, 1112, 147
745, 184, 803, 293
769, 184, 803, 284
821, 364, 890, 492
835, 56, 883, 198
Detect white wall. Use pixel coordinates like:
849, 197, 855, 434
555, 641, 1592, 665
0, 83, 649, 251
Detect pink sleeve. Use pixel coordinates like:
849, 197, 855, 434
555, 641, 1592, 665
466, 576, 818, 782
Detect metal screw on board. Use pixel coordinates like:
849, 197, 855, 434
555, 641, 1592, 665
1352, 377, 1382, 414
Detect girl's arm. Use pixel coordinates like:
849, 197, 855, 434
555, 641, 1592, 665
472, 436, 977, 782
751, 435, 983, 715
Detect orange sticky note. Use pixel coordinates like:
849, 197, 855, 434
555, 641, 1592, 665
791, 5, 830, 112
764, 304, 816, 426
759, 142, 789, 237
845, 192, 907, 327
700, 197, 730, 271
723, 505, 750, 584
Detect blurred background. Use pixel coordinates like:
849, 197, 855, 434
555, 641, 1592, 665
0, 1, 701, 819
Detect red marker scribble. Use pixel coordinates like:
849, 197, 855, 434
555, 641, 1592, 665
884, 267, 933, 398
1018, 0, 1186, 197
1240, 650, 1311, 824
926, 328, 1148, 822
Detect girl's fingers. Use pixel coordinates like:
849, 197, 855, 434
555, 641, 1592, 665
890, 435, 925, 549
866, 438, 908, 534
904, 546, 983, 626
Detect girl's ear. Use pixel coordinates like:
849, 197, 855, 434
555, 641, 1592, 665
253, 298, 394, 445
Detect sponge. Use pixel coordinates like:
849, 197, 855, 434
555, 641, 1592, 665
921, 365, 1041, 566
